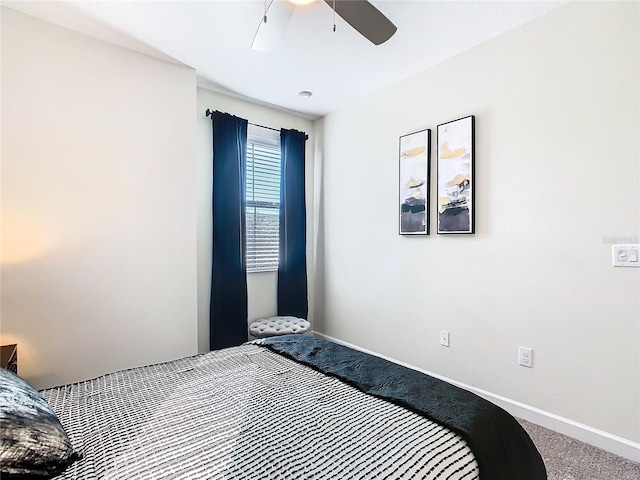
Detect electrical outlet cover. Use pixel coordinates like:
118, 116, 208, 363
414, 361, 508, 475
612, 244, 640, 267
519, 347, 533, 367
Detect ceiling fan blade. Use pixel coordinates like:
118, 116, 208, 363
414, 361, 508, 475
324, 0, 397, 45
252, 0, 295, 51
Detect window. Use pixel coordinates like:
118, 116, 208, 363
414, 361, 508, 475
246, 136, 281, 272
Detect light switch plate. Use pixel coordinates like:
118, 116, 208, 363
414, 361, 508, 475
612, 245, 640, 267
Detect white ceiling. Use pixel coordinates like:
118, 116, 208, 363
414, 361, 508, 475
2, 0, 567, 119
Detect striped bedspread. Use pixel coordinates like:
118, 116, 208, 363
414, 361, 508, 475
262, 336, 546, 480
42, 343, 479, 479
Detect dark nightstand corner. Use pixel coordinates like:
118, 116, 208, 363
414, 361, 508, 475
1, 344, 18, 374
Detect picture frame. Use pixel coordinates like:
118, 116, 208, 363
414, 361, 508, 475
437, 115, 475, 234
399, 128, 431, 235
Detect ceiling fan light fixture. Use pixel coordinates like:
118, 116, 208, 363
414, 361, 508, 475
253, 0, 396, 51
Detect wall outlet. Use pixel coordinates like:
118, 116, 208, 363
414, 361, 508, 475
612, 244, 640, 267
440, 330, 450, 347
518, 347, 533, 368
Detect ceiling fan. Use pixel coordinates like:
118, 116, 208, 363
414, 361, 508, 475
252, 0, 397, 51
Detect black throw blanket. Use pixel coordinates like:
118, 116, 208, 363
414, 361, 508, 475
260, 335, 547, 480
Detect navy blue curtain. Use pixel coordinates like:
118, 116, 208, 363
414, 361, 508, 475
277, 129, 308, 319
210, 111, 248, 350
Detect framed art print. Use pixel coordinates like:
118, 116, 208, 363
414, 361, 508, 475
437, 115, 475, 234
399, 129, 431, 235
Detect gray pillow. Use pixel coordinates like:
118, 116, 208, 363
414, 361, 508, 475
0, 368, 80, 478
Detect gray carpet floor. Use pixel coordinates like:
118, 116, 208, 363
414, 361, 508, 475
517, 419, 640, 479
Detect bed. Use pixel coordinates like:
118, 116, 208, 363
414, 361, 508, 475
1, 335, 546, 479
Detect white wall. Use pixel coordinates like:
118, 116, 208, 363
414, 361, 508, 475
0, 8, 198, 389
317, 0, 639, 444
196, 88, 314, 353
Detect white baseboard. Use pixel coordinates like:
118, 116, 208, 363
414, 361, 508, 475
312, 331, 640, 463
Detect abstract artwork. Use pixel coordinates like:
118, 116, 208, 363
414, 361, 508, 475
399, 129, 431, 235
437, 116, 475, 234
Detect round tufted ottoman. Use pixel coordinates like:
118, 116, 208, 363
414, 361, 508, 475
249, 316, 311, 339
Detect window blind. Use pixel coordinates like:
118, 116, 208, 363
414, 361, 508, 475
246, 139, 281, 272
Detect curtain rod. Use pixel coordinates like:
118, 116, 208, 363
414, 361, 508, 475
205, 109, 308, 139
205, 109, 278, 133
